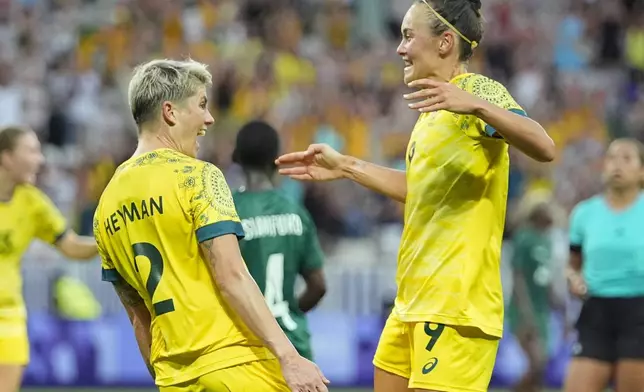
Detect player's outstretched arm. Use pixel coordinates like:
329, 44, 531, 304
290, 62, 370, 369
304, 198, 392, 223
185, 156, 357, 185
56, 231, 98, 260
111, 279, 154, 379
276, 144, 407, 203
200, 235, 329, 391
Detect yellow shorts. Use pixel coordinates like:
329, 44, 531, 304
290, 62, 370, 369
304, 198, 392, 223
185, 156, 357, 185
373, 312, 499, 392
159, 359, 289, 392
0, 323, 29, 365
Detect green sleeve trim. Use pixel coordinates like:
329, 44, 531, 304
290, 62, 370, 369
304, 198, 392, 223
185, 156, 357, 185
484, 108, 528, 137
53, 228, 69, 245
101, 268, 122, 282
196, 220, 245, 243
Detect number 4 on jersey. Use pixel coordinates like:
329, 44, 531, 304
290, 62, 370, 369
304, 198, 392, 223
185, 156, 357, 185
264, 253, 297, 331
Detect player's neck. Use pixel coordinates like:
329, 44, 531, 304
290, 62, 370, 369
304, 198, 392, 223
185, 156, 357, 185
133, 133, 176, 158
429, 62, 469, 83
605, 186, 640, 210
244, 170, 275, 192
0, 170, 16, 202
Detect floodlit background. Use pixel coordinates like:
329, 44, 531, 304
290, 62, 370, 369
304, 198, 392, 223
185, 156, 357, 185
3, 0, 643, 390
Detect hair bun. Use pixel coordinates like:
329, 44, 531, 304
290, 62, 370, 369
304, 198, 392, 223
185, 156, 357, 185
467, 0, 482, 16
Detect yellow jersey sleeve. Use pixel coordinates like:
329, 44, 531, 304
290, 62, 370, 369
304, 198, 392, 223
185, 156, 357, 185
93, 216, 118, 282
459, 74, 527, 138
31, 188, 67, 245
190, 163, 245, 243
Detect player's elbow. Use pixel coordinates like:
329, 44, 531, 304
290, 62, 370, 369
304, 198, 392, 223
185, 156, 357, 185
533, 136, 556, 163
310, 279, 327, 299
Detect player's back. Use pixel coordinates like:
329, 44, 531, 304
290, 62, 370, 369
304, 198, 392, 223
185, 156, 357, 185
94, 149, 272, 387
233, 189, 323, 360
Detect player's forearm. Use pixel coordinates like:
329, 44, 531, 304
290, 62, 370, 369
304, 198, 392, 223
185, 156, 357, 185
340, 156, 407, 203
474, 101, 555, 163
567, 251, 583, 273
298, 287, 325, 313
132, 317, 154, 378
57, 231, 98, 260
512, 272, 535, 321
217, 271, 299, 360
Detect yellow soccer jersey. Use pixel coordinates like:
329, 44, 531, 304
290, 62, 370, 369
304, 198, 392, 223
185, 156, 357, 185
94, 149, 273, 387
396, 73, 526, 338
0, 185, 67, 326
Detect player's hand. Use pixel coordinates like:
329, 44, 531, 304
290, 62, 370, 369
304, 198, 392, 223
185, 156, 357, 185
403, 79, 484, 114
567, 270, 588, 299
275, 143, 346, 182
280, 353, 330, 392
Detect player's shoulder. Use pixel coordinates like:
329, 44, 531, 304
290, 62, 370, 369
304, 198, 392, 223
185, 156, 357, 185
14, 183, 50, 205
455, 73, 503, 92
115, 149, 201, 176
274, 191, 312, 220
456, 73, 523, 112
235, 189, 312, 222
571, 195, 604, 219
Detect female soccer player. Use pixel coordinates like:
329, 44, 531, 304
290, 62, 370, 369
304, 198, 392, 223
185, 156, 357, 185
565, 138, 644, 392
507, 202, 556, 392
276, 1, 554, 391
0, 126, 98, 392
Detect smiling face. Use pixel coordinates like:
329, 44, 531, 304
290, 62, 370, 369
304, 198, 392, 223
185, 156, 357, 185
128, 59, 214, 157
165, 86, 214, 158
397, 3, 442, 84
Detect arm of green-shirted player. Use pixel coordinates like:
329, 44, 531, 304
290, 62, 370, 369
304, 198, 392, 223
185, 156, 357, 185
510, 241, 538, 330
110, 277, 154, 378
298, 212, 327, 313
299, 269, 326, 313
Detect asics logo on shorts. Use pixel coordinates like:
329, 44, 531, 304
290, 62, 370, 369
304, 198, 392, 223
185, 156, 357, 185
421, 357, 439, 374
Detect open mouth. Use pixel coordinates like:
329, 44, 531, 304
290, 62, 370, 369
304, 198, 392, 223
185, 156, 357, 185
403, 59, 413, 71
197, 129, 206, 136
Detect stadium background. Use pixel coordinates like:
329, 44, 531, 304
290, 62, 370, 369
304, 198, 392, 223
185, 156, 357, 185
2, 0, 643, 390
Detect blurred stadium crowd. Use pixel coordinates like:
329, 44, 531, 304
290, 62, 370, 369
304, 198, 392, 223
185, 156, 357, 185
2, 0, 644, 386
3, 0, 643, 247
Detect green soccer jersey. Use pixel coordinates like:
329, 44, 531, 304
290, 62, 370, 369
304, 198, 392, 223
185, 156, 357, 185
233, 189, 324, 360
507, 226, 553, 345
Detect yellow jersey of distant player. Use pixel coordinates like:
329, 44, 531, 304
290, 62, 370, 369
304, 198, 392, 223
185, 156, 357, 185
0, 185, 67, 327
94, 149, 273, 387
396, 73, 526, 338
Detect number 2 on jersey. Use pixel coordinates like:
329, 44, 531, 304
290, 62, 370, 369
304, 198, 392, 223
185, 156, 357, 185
264, 253, 297, 331
133, 242, 175, 316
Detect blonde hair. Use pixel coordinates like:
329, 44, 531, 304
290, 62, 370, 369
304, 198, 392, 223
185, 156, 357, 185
128, 58, 212, 127
0, 126, 30, 155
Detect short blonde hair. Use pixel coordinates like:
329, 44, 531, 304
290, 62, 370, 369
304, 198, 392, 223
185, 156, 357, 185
128, 58, 212, 126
